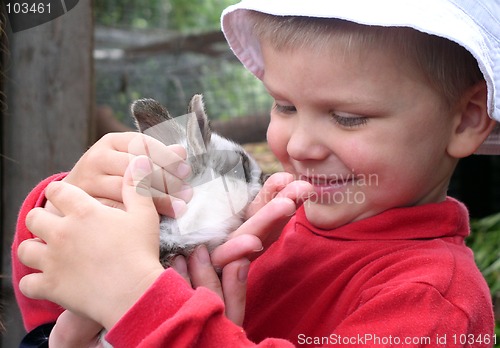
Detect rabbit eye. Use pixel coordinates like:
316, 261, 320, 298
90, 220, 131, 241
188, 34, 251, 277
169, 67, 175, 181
215, 150, 250, 182
227, 151, 251, 183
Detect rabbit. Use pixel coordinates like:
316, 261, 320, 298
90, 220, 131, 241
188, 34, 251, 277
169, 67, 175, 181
100, 95, 263, 348
131, 94, 263, 267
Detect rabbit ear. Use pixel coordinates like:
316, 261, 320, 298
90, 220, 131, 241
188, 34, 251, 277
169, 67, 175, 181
186, 94, 212, 156
131, 98, 172, 131
188, 94, 211, 145
131, 98, 184, 145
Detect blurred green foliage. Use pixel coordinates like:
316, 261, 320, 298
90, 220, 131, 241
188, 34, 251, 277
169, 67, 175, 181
95, 1, 167, 28
468, 213, 500, 344
95, 0, 236, 31
94, 0, 271, 122
169, 0, 236, 32
469, 213, 500, 296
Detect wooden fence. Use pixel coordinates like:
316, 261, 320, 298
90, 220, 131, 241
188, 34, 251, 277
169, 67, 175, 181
1, 1, 93, 346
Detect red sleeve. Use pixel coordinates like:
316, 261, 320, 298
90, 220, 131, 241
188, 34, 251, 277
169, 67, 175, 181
11, 173, 68, 331
106, 269, 295, 348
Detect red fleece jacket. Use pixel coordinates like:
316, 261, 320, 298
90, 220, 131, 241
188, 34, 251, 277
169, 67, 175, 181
12, 174, 494, 347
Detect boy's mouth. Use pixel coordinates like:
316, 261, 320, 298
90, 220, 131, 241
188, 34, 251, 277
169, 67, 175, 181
300, 175, 356, 189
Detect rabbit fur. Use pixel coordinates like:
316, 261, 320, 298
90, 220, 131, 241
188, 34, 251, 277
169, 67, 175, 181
131, 94, 263, 267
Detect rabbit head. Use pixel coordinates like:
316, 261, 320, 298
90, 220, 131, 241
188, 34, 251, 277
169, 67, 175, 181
131, 95, 263, 267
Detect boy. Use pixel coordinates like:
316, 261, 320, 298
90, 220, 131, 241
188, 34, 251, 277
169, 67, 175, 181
13, 0, 499, 346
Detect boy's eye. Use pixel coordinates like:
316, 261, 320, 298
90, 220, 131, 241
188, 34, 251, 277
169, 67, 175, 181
273, 103, 297, 114
331, 113, 368, 128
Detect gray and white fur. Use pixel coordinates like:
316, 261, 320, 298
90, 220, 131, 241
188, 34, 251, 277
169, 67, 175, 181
132, 94, 263, 267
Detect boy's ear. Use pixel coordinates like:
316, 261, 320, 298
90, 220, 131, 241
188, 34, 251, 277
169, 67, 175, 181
447, 81, 496, 158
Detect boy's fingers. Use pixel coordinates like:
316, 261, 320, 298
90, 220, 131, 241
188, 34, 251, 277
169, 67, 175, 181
171, 255, 191, 286
122, 156, 157, 215
112, 132, 186, 166
95, 197, 125, 210
25, 208, 59, 240
78, 175, 123, 204
150, 167, 192, 200
18, 272, 47, 300
212, 198, 297, 266
188, 245, 223, 299
153, 195, 188, 218
186, 247, 249, 326
238, 197, 298, 259
234, 197, 297, 240
105, 184, 189, 217
17, 238, 46, 271
49, 310, 103, 348
43, 181, 99, 217
138, 138, 188, 171
211, 178, 314, 267
222, 258, 249, 326
127, 134, 190, 175
245, 172, 295, 217
210, 234, 262, 268
274, 180, 314, 204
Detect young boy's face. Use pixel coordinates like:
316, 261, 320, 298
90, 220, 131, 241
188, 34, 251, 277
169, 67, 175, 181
262, 38, 459, 229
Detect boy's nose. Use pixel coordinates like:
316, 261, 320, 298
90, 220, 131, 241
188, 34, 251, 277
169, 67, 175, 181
287, 123, 330, 161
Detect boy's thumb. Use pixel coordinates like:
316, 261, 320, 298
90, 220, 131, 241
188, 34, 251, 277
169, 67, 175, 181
123, 155, 155, 212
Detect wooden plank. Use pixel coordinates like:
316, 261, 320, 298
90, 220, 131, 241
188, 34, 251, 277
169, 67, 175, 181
1, 1, 93, 346
0, 7, 6, 340
125, 30, 229, 58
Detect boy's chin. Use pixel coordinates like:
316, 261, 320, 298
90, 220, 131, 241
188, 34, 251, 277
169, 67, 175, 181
303, 199, 371, 230
304, 196, 384, 230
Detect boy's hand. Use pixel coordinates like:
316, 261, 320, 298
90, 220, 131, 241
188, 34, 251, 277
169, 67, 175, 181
210, 173, 314, 268
18, 156, 165, 330
49, 311, 103, 348
50, 132, 192, 217
173, 174, 313, 326
172, 248, 250, 326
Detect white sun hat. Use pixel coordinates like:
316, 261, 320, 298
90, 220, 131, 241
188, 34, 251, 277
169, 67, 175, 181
221, 0, 500, 154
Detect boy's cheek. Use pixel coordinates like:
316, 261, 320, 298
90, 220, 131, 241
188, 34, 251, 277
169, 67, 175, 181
266, 124, 289, 162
